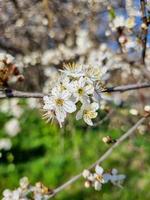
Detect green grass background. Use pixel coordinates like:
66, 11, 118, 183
0, 103, 150, 200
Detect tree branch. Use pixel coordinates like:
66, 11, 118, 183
93, 109, 114, 127
102, 82, 150, 93
48, 117, 147, 198
0, 83, 150, 99
140, 0, 149, 65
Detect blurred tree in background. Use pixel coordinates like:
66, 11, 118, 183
0, 0, 150, 199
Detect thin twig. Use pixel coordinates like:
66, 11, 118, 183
140, 0, 149, 65
93, 109, 114, 127
0, 89, 45, 99
0, 82, 150, 99
11, 0, 23, 18
42, 0, 53, 28
48, 117, 147, 198
102, 82, 150, 92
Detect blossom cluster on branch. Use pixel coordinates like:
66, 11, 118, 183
43, 63, 107, 127
82, 165, 126, 191
0, 53, 24, 86
0, 0, 150, 199
2, 177, 53, 200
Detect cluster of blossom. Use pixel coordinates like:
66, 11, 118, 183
0, 138, 12, 151
0, 99, 21, 155
107, 14, 142, 54
82, 165, 126, 191
0, 53, 24, 86
2, 177, 53, 200
0, 98, 40, 156
42, 41, 150, 118
4, 118, 20, 137
13, 28, 92, 69
0, 99, 22, 149
126, 0, 141, 17
0, 99, 23, 118
43, 62, 107, 127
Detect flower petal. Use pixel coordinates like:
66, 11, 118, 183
78, 77, 85, 87
82, 170, 90, 178
103, 173, 111, 183
64, 101, 76, 113
110, 174, 126, 182
43, 96, 50, 102
111, 168, 118, 175
94, 181, 102, 191
91, 102, 99, 111
83, 116, 93, 126
95, 165, 104, 175
61, 90, 71, 99
43, 104, 52, 110
76, 109, 83, 120
85, 84, 94, 94
55, 107, 66, 127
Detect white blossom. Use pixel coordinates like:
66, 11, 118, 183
4, 118, 20, 137
82, 165, 126, 191
2, 178, 51, 200
43, 88, 76, 127
71, 77, 94, 103
0, 53, 14, 65
0, 138, 12, 150
61, 63, 84, 78
110, 168, 126, 186
19, 177, 29, 189
82, 169, 91, 179
76, 102, 99, 126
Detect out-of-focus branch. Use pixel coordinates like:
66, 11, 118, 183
102, 82, 150, 92
10, 0, 23, 18
0, 89, 45, 99
0, 38, 24, 55
140, 0, 149, 65
42, 0, 53, 28
93, 109, 114, 127
0, 83, 150, 99
48, 117, 147, 198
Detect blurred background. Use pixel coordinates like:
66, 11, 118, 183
0, 0, 150, 199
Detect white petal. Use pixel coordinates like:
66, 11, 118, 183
61, 90, 71, 99
78, 77, 85, 87
43, 104, 52, 110
64, 101, 76, 113
110, 174, 126, 182
43, 96, 49, 102
81, 95, 90, 105
76, 109, 83, 120
94, 181, 102, 191
0, 53, 6, 60
111, 168, 118, 175
88, 174, 95, 182
84, 116, 93, 126
82, 170, 90, 178
51, 86, 60, 97
85, 84, 94, 94
55, 108, 66, 126
95, 165, 104, 175
103, 173, 111, 183
91, 102, 99, 111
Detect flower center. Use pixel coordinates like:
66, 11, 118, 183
84, 110, 97, 119
60, 84, 66, 91
96, 175, 104, 182
78, 88, 84, 95
55, 98, 64, 106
